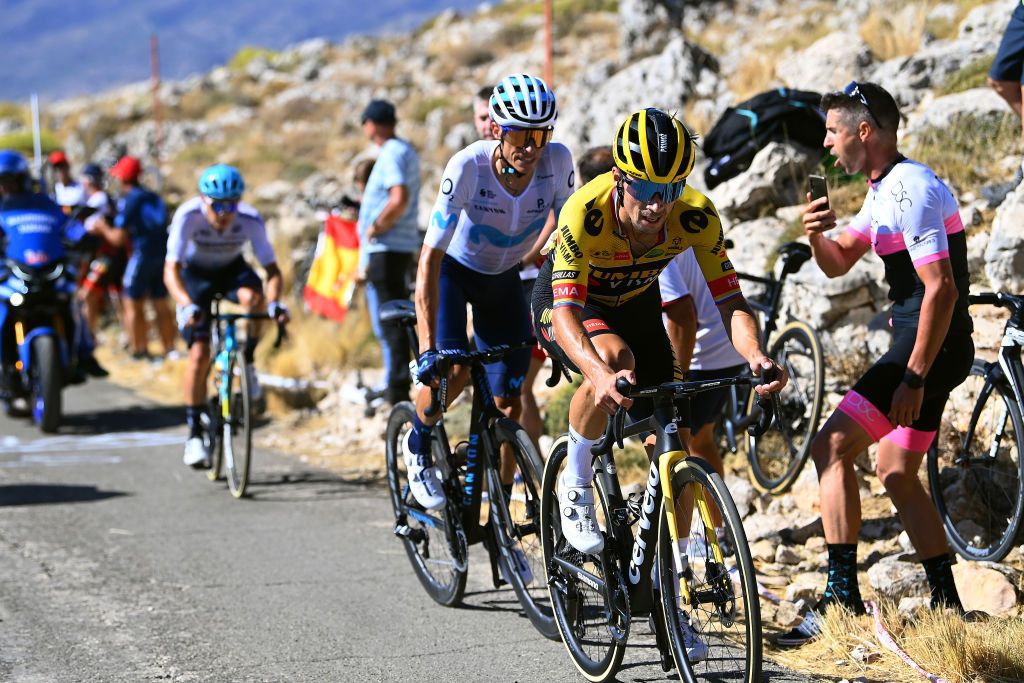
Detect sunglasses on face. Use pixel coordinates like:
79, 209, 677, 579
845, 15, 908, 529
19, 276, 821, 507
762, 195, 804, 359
621, 175, 686, 204
843, 81, 884, 129
500, 126, 553, 149
203, 197, 239, 215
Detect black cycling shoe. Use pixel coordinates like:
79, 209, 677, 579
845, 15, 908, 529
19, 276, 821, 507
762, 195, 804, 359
80, 355, 109, 378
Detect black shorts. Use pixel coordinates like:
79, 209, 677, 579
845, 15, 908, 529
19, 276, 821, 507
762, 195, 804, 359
687, 363, 748, 433
991, 3, 1024, 83
836, 326, 974, 451
180, 257, 263, 346
532, 258, 680, 421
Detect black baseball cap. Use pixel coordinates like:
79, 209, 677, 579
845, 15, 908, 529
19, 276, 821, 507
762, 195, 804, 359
361, 99, 396, 125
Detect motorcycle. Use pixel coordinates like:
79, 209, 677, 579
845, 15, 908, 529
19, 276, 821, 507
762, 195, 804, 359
0, 256, 78, 432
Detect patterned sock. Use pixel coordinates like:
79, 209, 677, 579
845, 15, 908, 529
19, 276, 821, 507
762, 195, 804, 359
407, 415, 433, 464
921, 553, 964, 612
819, 543, 865, 614
185, 406, 202, 438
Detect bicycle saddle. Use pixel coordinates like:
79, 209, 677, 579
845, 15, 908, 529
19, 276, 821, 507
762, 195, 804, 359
379, 299, 416, 325
777, 242, 812, 275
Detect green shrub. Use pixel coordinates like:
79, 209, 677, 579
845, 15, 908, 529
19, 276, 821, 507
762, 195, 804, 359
544, 374, 581, 436
910, 112, 1024, 193
229, 46, 280, 72
0, 130, 60, 154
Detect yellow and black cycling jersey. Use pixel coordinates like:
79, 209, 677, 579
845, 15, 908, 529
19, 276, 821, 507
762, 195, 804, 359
548, 172, 740, 309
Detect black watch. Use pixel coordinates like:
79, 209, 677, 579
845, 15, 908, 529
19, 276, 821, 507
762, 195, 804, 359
902, 370, 925, 389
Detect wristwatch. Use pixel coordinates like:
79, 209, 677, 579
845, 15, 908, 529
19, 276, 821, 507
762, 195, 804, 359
902, 370, 925, 389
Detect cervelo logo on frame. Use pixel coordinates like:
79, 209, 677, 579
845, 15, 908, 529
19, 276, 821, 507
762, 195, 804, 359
628, 461, 660, 585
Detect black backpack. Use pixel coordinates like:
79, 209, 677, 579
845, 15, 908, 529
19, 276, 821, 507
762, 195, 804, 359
703, 88, 825, 189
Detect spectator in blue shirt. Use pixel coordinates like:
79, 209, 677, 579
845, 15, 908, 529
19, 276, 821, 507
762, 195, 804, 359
357, 99, 421, 405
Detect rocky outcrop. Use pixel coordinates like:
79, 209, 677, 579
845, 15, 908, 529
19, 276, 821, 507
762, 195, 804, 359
987, 183, 1024, 291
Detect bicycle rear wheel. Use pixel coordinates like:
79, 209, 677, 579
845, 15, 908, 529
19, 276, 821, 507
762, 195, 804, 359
487, 418, 558, 639
224, 354, 253, 498
659, 457, 761, 683
541, 435, 627, 682
928, 360, 1024, 562
385, 402, 467, 606
747, 320, 824, 494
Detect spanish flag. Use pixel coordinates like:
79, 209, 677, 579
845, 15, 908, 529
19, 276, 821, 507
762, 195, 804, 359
303, 212, 360, 322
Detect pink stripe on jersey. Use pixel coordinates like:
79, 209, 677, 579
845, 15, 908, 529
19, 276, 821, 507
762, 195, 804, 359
883, 426, 936, 452
944, 212, 964, 235
836, 390, 892, 442
912, 250, 950, 267
873, 231, 906, 256
846, 225, 872, 244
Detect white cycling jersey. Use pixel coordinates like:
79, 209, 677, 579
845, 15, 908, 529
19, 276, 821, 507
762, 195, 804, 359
166, 196, 277, 270
659, 249, 745, 371
424, 139, 575, 275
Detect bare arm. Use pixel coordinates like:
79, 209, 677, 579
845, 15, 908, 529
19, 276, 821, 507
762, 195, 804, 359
163, 261, 192, 308
663, 296, 697, 374
263, 262, 283, 307
414, 246, 445, 354
366, 184, 409, 237
716, 295, 786, 395
802, 195, 871, 277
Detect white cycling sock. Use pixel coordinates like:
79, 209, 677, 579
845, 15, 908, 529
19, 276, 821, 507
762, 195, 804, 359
564, 425, 598, 487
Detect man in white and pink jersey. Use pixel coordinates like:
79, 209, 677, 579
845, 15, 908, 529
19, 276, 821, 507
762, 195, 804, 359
779, 82, 973, 648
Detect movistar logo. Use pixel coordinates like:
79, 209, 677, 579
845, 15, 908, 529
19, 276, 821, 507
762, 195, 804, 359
430, 210, 459, 234
466, 216, 545, 248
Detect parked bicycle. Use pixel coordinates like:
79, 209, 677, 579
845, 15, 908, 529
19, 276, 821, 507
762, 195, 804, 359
716, 240, 825, 494
541, 372, 778, 683
380, 299, 557, 639
928, 291, 1024, 562
201, 296, 286, 498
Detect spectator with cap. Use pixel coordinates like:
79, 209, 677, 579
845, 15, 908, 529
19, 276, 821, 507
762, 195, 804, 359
49, 150, 84, 210
90, 156, 177, 359
77, 162, 126, 337
357, 99, 421, 406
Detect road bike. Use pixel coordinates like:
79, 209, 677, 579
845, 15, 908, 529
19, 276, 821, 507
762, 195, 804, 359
928, 291, 1024, 562
380, 299, 557, 639
541, 373, 778, 682
718, 240, 825, 494
202, 297, 286, 498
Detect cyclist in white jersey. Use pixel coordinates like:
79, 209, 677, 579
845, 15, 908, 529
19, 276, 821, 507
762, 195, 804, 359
404, 75, 574, 539
164, 164, 289, 467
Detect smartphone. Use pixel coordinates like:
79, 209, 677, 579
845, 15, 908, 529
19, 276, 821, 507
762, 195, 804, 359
808, 174, 829, 210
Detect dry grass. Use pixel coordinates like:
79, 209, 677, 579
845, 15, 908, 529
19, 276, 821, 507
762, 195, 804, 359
770, 601, 1024, 683
728, 57, 781, 103
859, 3, 934, 61
910, 112, 1024, 195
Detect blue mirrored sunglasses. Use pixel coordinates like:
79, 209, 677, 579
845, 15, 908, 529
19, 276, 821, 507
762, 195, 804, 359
204, 198, 239, 215
622, 175, 685, 203
843, 81, 883, 129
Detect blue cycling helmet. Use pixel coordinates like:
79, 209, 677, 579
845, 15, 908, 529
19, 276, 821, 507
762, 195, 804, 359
0, 150, 29, 176
197, 164, 245, 199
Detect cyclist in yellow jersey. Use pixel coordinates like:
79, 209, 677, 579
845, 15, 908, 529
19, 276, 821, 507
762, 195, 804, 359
533, 108, 787, 554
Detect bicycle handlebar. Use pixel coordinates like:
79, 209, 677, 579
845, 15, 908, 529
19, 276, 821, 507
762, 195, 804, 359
422, 339, 538, 418
211, 311, 289, 348
591, 369, 781, 456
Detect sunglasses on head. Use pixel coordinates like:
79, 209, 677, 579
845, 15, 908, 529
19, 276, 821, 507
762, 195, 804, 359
203, 197, 239, 215
843, 81, 884, 129
621, 174, 686, 204
500, 126, 553, 149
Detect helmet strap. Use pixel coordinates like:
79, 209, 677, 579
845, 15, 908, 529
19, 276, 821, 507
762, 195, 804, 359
497, 134, 526, 179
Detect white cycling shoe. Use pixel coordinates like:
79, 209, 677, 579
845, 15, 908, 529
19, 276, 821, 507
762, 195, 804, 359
402, 430, 446, 510
558, 473, 604, 555
680, 614, 709, 662
183, 436, 210, 468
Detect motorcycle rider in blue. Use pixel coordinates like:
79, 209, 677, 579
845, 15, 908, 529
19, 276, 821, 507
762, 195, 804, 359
0, 150, 105, 415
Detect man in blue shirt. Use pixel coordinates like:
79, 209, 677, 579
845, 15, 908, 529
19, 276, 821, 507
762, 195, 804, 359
357, 99, 421, 405
91, 156, 177, 359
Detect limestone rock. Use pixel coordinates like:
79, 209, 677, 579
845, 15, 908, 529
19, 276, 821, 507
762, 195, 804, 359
707, 142, 821, 222
987, 184, 1024, 291
867, 555, 928, 600
776, 31, 873, 94
953, 562, 1018, 615
774, 599, 807, 629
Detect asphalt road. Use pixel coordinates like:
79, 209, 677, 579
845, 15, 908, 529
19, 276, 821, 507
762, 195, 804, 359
0, 378, 816, 682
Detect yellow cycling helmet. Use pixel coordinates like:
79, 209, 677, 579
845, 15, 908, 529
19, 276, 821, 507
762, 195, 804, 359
613, 108, 695, 184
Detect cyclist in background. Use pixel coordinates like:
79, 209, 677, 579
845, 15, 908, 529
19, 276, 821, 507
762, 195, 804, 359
77, 163, 126, 338
163, 164, 289, 468
532, 109, 785, 557
406, 74, 574, 527
778, 82, 973, 647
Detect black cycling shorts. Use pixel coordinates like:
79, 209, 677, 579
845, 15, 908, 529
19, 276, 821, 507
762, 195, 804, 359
836, 326, 974, 451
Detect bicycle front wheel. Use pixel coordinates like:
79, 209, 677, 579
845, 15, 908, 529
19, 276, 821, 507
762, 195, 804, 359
385, 402, 467, 606
747, 320, 824, 494
659, 457, 761, 683
205, 395, 223, 481
487, 418, 558, 640
928, 360, 1024, 562
224, 354, 253, 498
541, 435, 626, 682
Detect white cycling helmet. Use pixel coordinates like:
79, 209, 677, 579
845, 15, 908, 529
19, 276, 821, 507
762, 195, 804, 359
489, 73, 557, 129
